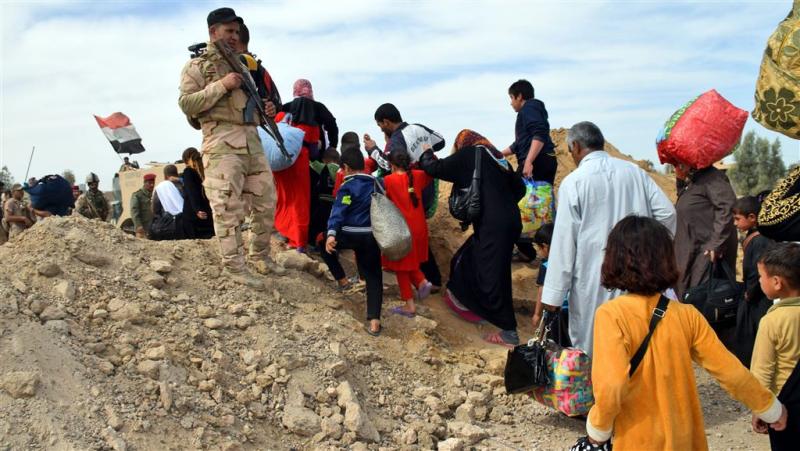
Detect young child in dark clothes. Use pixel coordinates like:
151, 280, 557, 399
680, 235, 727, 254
530, 223, 571, 347
309, 147, 340, 250
322, 147, 384, 336
732, 196, 773, 367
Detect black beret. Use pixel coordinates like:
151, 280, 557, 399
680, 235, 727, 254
207, 7, 243, 27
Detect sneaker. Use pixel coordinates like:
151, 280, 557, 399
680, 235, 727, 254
251, 258, 287, 277
223, 268, 265, 291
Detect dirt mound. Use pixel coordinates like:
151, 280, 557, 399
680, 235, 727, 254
0, 215, 763, 449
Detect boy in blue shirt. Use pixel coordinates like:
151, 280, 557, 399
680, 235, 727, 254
323, 146, 384, 336
530, 223, 571, 347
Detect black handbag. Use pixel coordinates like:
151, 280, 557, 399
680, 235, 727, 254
150, 213, 182, 241
504, 311, 555, 394
683, 260, 742, 325
448, 146, 482, 230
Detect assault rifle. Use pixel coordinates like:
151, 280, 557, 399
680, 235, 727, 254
213, 40, 288, 157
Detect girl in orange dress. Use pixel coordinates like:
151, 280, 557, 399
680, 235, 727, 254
383, 151, 434, 316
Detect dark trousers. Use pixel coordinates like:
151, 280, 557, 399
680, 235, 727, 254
420, 248, 442, 286
515, 240, 536, 261
321, 232, 383, 320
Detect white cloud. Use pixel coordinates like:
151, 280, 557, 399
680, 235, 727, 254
1, 0, 798, 191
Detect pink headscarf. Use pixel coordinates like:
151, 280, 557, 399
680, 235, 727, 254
292, 79, 314, 100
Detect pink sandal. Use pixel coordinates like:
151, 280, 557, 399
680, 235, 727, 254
443, 290, 484, 323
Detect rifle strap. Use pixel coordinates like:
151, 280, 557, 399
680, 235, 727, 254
742, 231, 761, 253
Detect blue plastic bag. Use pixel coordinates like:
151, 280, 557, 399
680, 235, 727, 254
260, 116, 305, 172
24, 174, 74, 216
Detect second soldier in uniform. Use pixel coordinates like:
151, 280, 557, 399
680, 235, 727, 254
75, 173, 110, 221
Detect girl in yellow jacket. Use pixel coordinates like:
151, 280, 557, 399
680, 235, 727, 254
573, 216, 787, 451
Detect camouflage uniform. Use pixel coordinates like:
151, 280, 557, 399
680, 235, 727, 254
179, 42, 275, 272
130, 187, 153, 238
3, 198, 32, 239
76, 189, 110, 221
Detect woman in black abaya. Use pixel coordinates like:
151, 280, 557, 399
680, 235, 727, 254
419, 129, 525, 346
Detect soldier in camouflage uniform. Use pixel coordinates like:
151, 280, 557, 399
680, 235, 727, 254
3, 184, 34, 240
179, 7, 283, 290
75, 173, 110, 221
130, 173, 155, 238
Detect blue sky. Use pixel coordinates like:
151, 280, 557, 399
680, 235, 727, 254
1, 0, 798, 189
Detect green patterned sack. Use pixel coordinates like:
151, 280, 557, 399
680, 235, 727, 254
753, 1, 800, 138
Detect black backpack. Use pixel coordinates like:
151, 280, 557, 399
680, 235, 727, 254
683, 260, 742, 325
449, 146, 482, 230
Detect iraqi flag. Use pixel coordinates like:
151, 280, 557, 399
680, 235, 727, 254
94, 112, 146, 154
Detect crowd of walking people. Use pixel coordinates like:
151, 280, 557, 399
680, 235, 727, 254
2, 6, 798, 448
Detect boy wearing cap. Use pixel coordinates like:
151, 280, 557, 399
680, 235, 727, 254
3, 184, 33, 239
179, 7, 284, 288
131, 173, 156, 238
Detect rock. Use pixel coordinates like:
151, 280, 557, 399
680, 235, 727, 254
29, 299, 46, 314
54, 280, 76, 300
110, 303, 143, 324
320, 417, 344, 440
329, 342, 346, 357
235, 316, 254, 330
424, 396, 448, 415
354, 351, 379, 365
227, 303, 245, 315
412, 316, 438, 333
11, 279, 28, 293
282, 406, 322, 437
336, 381, 357, 408
158, 382, 173, 411
137, 360, 161, 380
150, 260, 173, 274
412, 386, 435, 399
447, 421, 487, 446
399, 428, 417, 445
276, 250, 314, 271
105, 405, 124, 431
438, 438, 465, 451
455, 402, 476, 423
478, 348, 507, 376
466, 391, 489, 406
102, 426, 127, 451
343, 401, 380, 443
37, 262, 62, 277
197, 306, 214, 318
203, 318, 224, 330
320, 298, 341, 310
0, 371, 40, 398
44, 320, 70, 335
96, 359, 115, 375
326, 361, 347, 377
145, 345, 166, 360
198, 380, 215, 392
107, 298, 125, 312
142, 273, 166, 289
239, 349, 259, 366
93, 309, 109, 319
40, 305, 66, 321
74, 252, 109, 267
473, 374, 504, 388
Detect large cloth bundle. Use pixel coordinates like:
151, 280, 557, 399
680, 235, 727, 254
260, 115, 305, 172
759, 165, 800, 241
752, 3, 800, 139
518, 179, 555, 240
656, 90, 748, 169
370, 182, 412, 261
24, 174, 74, 216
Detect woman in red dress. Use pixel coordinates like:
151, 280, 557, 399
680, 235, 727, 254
383, 151, 434, 316
273, 79, 338, 252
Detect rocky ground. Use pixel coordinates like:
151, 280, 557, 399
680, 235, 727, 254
0, 216, 769, 450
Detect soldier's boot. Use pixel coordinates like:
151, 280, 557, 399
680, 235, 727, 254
222, 267, 266, 291
251, 257, 287, 277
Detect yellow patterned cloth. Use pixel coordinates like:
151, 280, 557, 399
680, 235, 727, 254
753, 1, 800, 138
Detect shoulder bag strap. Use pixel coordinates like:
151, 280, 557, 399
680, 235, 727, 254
629, 295, 670, 377
473, 146, 482, 180
742, 231, 760, 253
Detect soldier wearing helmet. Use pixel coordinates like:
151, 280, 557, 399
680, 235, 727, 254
75, 173, 110, 221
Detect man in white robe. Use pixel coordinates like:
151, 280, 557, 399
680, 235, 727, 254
541, 122, 676, 354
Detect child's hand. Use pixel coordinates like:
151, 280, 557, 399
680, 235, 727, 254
363, 134, 377, 150
325, 236, 337, 254
769, 405, 788, 431
531, 312, 542, 330
751, 414, 768, 434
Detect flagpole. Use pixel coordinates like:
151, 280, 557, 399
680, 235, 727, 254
24, 146, 35, 182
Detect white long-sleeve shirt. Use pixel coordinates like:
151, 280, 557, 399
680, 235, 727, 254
541, 151, 676, 354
